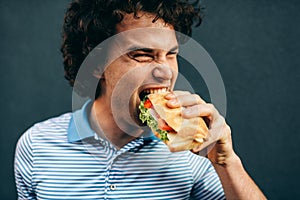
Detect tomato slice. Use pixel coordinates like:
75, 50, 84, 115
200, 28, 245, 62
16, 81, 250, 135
144, 99, 153, 108
157, 118, 174, 131
161, 124, 174, 131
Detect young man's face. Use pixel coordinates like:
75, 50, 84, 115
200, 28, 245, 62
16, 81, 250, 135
98, 12, 179, 134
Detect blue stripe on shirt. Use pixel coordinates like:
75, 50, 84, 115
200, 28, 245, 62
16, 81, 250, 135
15, 101, 225, 200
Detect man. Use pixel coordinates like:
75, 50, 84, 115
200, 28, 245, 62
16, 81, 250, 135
15, 0, 266, 199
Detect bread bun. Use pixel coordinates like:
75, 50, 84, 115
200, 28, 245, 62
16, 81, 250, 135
148, 92, 209, 152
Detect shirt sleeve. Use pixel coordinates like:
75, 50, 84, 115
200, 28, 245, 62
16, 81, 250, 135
188, 152, 226, 200
14, 128, 36, 199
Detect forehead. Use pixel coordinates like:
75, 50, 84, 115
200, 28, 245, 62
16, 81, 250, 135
117, 12, 174, 31
114, 12, 178, 52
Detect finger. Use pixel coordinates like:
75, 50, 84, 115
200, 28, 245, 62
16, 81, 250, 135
178, 93, 206, 106
164, 90, 190, 100
164, 92, 181, 108
182, 103, 217, 119
192, 142, 216, 156
167, 93, 206, 108
173, 90, 191, 96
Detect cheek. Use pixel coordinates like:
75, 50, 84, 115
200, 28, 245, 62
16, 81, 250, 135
104, 59, 136, 86
168, 58, 178, 70
169, 59, 179, 76
108, 66, 149, 92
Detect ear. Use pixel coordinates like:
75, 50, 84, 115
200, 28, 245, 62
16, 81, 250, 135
93, 68, 105, 79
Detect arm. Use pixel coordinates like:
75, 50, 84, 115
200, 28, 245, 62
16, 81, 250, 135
207, 133, 266, 199
211, 153, 266, 199
166, 91, 267, 200
14, 129, 36, 199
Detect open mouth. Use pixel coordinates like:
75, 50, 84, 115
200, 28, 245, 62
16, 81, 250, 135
139, 87, 169, 100
137, 87, 169, 127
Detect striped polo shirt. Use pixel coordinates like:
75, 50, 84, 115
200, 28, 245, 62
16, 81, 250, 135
15, 100, 225, 200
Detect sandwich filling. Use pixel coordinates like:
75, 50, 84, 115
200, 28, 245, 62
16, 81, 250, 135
139, 92, 209, 152
139, 97, 173, 141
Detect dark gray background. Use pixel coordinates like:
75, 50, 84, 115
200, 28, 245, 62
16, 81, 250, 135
1, 0, 299, 199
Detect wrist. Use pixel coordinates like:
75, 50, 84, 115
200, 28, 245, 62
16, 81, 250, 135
211, 151, 241, 169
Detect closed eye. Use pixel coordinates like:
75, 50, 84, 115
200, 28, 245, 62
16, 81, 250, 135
128, 51, 154, 62
166, 45, 179, 57
167, 51, 178, 56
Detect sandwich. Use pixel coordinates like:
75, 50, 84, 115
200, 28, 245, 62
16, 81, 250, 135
139, 92, 209, 152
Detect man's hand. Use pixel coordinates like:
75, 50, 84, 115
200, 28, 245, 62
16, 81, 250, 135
165, 91, 237, 166
165, 91, 267, 199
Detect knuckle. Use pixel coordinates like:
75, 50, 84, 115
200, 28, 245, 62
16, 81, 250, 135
174, 90, 190, 96
223, 123, 231, 133
192, 94, 202, 103
206, 103, 215, 110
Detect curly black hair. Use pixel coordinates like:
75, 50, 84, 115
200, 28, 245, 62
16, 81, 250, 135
61, 0, 203, 98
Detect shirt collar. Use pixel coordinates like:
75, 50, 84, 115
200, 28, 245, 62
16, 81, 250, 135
67, 99, 157, 143
68, 99, 95, 142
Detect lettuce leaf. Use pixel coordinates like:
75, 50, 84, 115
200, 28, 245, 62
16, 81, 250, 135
139, 97, 169, 141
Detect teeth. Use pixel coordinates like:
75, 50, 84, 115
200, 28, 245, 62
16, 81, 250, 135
147, 87, 168, 94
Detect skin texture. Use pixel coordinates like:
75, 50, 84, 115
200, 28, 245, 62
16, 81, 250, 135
90, 12, 179, 148
90, 12, 267, 200
165, 84, 267, 200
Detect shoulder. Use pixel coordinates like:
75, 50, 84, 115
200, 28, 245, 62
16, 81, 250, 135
31, 112, 72, 131
31, 112, 71, 132
17, 112, 72, 147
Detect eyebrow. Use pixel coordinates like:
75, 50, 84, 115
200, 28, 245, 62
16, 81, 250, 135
169, 46, 179, 52
127, 45, 179, 53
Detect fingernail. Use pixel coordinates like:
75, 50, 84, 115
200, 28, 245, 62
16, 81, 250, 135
169, 99, 178, 105
184, 108, 191, 114
165, 93, 175, 99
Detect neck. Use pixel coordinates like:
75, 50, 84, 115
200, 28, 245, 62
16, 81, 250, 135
89, 99, 138, 149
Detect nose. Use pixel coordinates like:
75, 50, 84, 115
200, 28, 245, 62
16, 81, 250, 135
152, 64, 173, 82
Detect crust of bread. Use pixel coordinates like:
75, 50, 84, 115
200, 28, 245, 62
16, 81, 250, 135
148, 92, 209, 152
